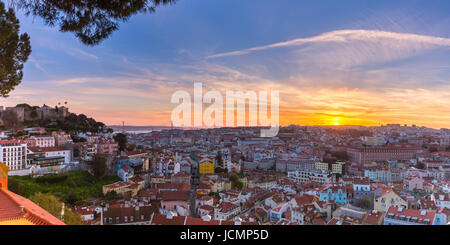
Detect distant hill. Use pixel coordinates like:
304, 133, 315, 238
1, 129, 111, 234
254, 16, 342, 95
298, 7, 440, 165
0, 103, 108, 133
108, 125, 177, 132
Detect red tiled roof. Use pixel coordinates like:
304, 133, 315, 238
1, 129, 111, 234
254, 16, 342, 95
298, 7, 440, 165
0, 189, 65, 225
158, 191, 190, 201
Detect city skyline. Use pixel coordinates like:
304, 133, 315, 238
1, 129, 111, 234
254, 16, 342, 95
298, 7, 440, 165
1, 0, 450, 128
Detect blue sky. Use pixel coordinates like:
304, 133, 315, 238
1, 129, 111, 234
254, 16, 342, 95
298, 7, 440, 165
2, 0, 450, 127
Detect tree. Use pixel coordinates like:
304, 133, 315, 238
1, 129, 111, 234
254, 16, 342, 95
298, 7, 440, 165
215, 151, 223, 168
113, 133, 127, 151
416, 162, 425, 169
30, 192, 63, 218
229, 173, 243, 190
92, 155, 107, 179
229, 173, 239, 183
331, 151, 349, 161
7, 178, 21, 194
215, 167, 228, 174
62, 206, 83, 225
0, 2, 31, 97
104, 190, 119, 202
354, 197, 373, 210
126, 143, 136, 152
65, 192, 81, 206
29, 192, 83, 225
240, 154, 245, 162
429, 147, 438, 153
208, 192, 221, 200
15, 0, 177, 46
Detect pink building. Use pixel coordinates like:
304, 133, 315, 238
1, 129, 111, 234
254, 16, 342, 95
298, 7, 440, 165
425, 160, 444, 169
404, 175, 424, 191
96, 139, 119, 155
159, 191, 190, 216
347, 147, 420, 164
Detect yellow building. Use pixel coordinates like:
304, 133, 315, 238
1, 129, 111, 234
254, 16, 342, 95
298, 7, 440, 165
374, 188, 407, 212
102, 181, 130, 196
199, 159, 214, 175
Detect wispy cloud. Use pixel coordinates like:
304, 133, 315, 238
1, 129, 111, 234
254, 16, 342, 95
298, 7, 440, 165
208, 29, 450, 58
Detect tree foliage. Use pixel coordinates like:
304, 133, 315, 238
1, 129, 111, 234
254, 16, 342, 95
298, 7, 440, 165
416, 162, 425, 169
354, 197, 373, 210
229, 173, 243, 190
55, 113, 105, 133
215, 151, 223, 168
428, 147, 438, 153
331, 151, 349, 161
29, 192, 83, 225
15, 0, 177, 46
113, 133, 127, 152
92, 154, 108, 179
30, 192, 63, 218
0, 2, 31, 97
215, 167, 228, 174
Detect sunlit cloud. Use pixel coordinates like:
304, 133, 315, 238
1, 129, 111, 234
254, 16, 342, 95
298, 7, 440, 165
208, 29, 450, 59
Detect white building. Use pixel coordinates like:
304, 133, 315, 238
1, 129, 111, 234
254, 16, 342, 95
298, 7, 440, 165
31, 135, 55, 147
28, 147, 72, 165
287, 169, 333, 183
431, 193, 450, 209
0, 140, 28, 171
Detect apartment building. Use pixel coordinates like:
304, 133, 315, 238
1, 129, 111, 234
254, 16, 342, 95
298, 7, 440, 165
30, 135, 55, 147
0, 140, 28, 171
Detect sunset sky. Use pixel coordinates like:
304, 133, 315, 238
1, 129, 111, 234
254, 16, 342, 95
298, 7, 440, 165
2, 0, 450, 128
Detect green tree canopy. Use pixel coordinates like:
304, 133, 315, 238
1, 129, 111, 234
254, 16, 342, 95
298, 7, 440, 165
92, 154, 108, 179
15, 0, 177, 46
114, 133, 127, 151
229, 173, 243, 190
354, 197, 373, 210
215, 151, 223, 168
416, 162, 425, 169
29, 192, 83, 225
30, 192, 63, 217
0, 2, 31, 97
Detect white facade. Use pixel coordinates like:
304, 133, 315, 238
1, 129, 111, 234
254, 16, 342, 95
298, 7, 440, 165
287, 169, 333, 183
31, 136, 55, 147
44, 149, 72, 164
0, 141, 28, 171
